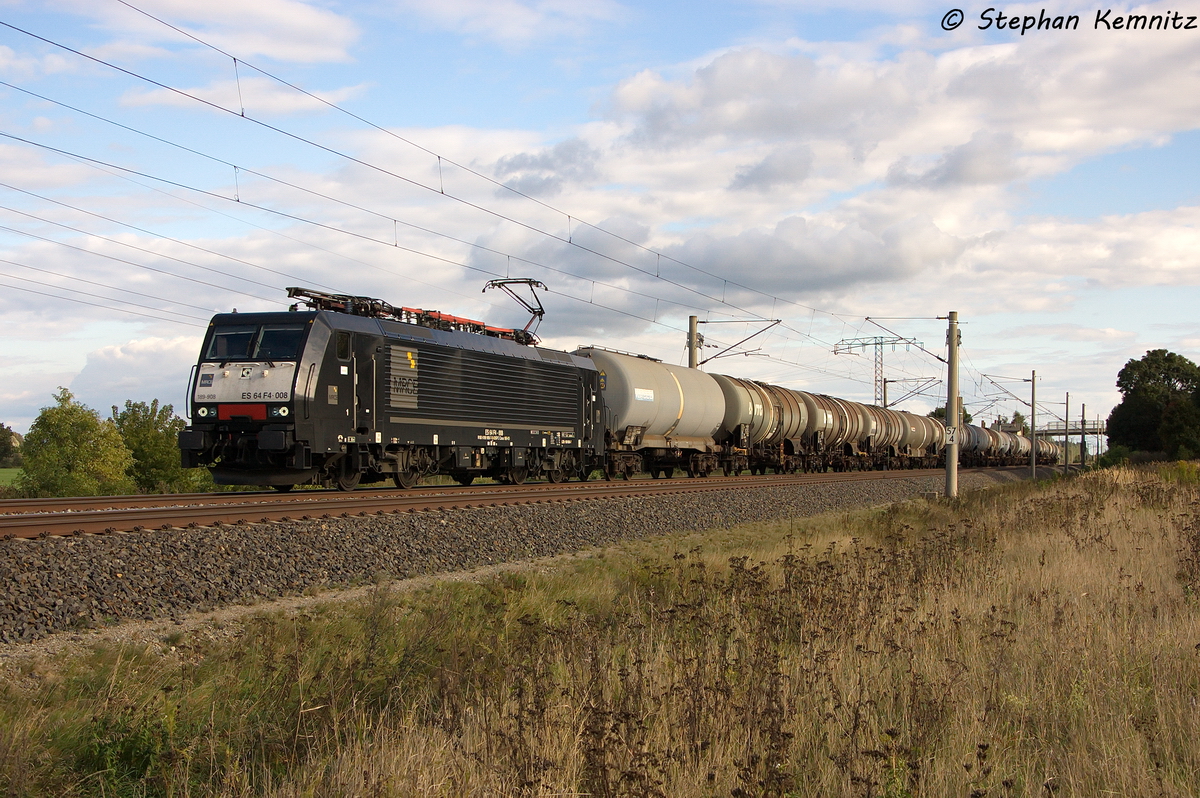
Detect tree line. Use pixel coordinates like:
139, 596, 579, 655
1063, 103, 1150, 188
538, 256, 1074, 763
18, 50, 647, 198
2, 389, 213, 498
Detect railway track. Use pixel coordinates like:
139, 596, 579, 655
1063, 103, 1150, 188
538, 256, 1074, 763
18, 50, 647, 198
0, 468, 997, 540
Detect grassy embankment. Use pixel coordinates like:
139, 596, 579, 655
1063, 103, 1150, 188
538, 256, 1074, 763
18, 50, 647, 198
2, 466, 1200, 797
0, 468, 19, 487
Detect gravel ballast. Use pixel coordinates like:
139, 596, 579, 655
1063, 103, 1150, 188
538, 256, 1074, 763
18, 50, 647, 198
0, 470, 1027, 643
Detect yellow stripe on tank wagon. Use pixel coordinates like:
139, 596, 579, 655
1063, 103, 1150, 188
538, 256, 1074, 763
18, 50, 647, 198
662, 369, 686, 438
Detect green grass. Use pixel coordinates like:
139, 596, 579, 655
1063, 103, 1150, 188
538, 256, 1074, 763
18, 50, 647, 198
0, 468, 19, 487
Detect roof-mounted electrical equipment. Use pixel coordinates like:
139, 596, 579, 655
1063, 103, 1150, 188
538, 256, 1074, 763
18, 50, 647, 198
285, 286, 539, 345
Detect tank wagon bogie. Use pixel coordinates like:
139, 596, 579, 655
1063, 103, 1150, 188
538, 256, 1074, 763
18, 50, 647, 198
179, 288, 1058, 490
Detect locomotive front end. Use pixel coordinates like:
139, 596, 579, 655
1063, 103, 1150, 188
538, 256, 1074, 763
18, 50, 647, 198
179, 313, 315, 487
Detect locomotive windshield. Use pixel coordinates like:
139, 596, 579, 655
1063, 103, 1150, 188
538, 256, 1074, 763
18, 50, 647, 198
205, 323, 307, 361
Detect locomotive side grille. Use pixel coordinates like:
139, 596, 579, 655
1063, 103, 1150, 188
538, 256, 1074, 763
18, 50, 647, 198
388, 345, 580, 427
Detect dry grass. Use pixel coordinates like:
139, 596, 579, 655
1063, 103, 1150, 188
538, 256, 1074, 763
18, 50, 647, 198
2, 466, 1199, 797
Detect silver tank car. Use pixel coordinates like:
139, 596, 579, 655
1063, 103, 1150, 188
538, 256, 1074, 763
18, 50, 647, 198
572, 347, 726, 477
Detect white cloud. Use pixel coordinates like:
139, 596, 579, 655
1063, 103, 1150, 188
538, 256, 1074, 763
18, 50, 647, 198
62, 0, 360, 63
121, 77, 368, 115
70, 335, 203, 415
392, 0, 625, 47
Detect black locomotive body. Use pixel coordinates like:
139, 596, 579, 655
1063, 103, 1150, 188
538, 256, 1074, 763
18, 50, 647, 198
179, 291, 605, 490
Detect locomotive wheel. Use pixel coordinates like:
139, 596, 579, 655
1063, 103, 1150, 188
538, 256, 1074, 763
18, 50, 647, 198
272, 484, 294, 492
455, 474, 475, 486
578, 467, 591, 482
545, 469, 565, 484
335, 469, 361, 491
507, 467, 528, 485
392, 469, 419, 489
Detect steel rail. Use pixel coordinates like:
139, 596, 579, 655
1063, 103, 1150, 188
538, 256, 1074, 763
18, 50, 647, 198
0, 468, 1013, 539
0, 470, 927, 514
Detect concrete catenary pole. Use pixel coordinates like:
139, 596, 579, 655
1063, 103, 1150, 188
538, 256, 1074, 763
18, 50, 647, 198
945, 311, 960, 499
1030, 370, 1037, 478
1065, 391, 1070, 473
1080, 402, 1087, 467
688, 315, 699, 369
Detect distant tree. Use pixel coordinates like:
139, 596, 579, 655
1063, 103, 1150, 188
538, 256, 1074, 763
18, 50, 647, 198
1116, 349, 1200, 402
0, 421, 20, 467
1107, 349, 1200, 456
992, 412, 1029, 436
112, 400, 206, 493
928, 405, 973, 424
15, 389, 135, 497
1011, 410, 1029, 436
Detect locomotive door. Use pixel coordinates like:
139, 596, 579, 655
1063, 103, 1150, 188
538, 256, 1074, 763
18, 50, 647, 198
351, 333, 376, 437
329, 331, 355, 433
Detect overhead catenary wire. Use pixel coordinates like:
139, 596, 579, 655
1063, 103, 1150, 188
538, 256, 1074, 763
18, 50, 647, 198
0, 131, 869, 384
0, 218, 283, 305
0, 270, 205, 327
0, 20, 854, 352
107, 0, 862, 330
0, 255, 216, 318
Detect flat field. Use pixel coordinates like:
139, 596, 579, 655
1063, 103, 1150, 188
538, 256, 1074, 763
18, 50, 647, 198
0, 468, 19, 487
2, 466, 1198, 797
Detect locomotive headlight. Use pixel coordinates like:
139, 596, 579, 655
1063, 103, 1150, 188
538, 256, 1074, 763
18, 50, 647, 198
196, 406, 211, 418
278, 406, 289, 417
268, 405, 291, 418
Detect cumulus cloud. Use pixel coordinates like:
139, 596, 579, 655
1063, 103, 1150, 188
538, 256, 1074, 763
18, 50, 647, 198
730, 145, 813, 191
70, 336, 203, 415
494, 138, 601, 197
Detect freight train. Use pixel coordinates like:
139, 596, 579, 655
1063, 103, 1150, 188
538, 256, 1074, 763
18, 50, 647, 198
178, 288, 1059, 490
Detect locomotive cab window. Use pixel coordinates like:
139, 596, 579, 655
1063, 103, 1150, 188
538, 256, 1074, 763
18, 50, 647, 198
336, 332, 351, 360
256, 324, 306, 359
205, 325, 257, 360
204, 323, 308, 361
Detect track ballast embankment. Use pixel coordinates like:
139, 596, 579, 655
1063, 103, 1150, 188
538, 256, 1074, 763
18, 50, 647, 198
0, 468, 1029, 643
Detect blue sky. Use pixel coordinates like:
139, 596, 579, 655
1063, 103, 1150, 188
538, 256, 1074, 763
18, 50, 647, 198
0, 0, 1198, 437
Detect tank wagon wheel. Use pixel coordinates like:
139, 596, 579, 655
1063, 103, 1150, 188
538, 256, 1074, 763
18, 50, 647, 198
621, 464, 635, 480
272, 484, 294, 493
392, 469, 420, 489
578, 467, 591, 482
545, 469, 566, 484
507, 467, 528, 485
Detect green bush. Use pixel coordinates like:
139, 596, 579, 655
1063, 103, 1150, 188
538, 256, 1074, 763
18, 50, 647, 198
15, 388, 135, 497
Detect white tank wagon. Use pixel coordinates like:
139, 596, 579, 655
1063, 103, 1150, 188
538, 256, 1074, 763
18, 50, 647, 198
864, 405, 905, 464
710, 374, 779, 474
573, 347, 728, 478
711, 374, 779, 446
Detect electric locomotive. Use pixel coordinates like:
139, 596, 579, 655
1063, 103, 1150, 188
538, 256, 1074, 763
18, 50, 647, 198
178, 288, 605, 490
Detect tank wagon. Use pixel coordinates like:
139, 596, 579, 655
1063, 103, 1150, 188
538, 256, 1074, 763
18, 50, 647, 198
179, 288, 1055, 489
